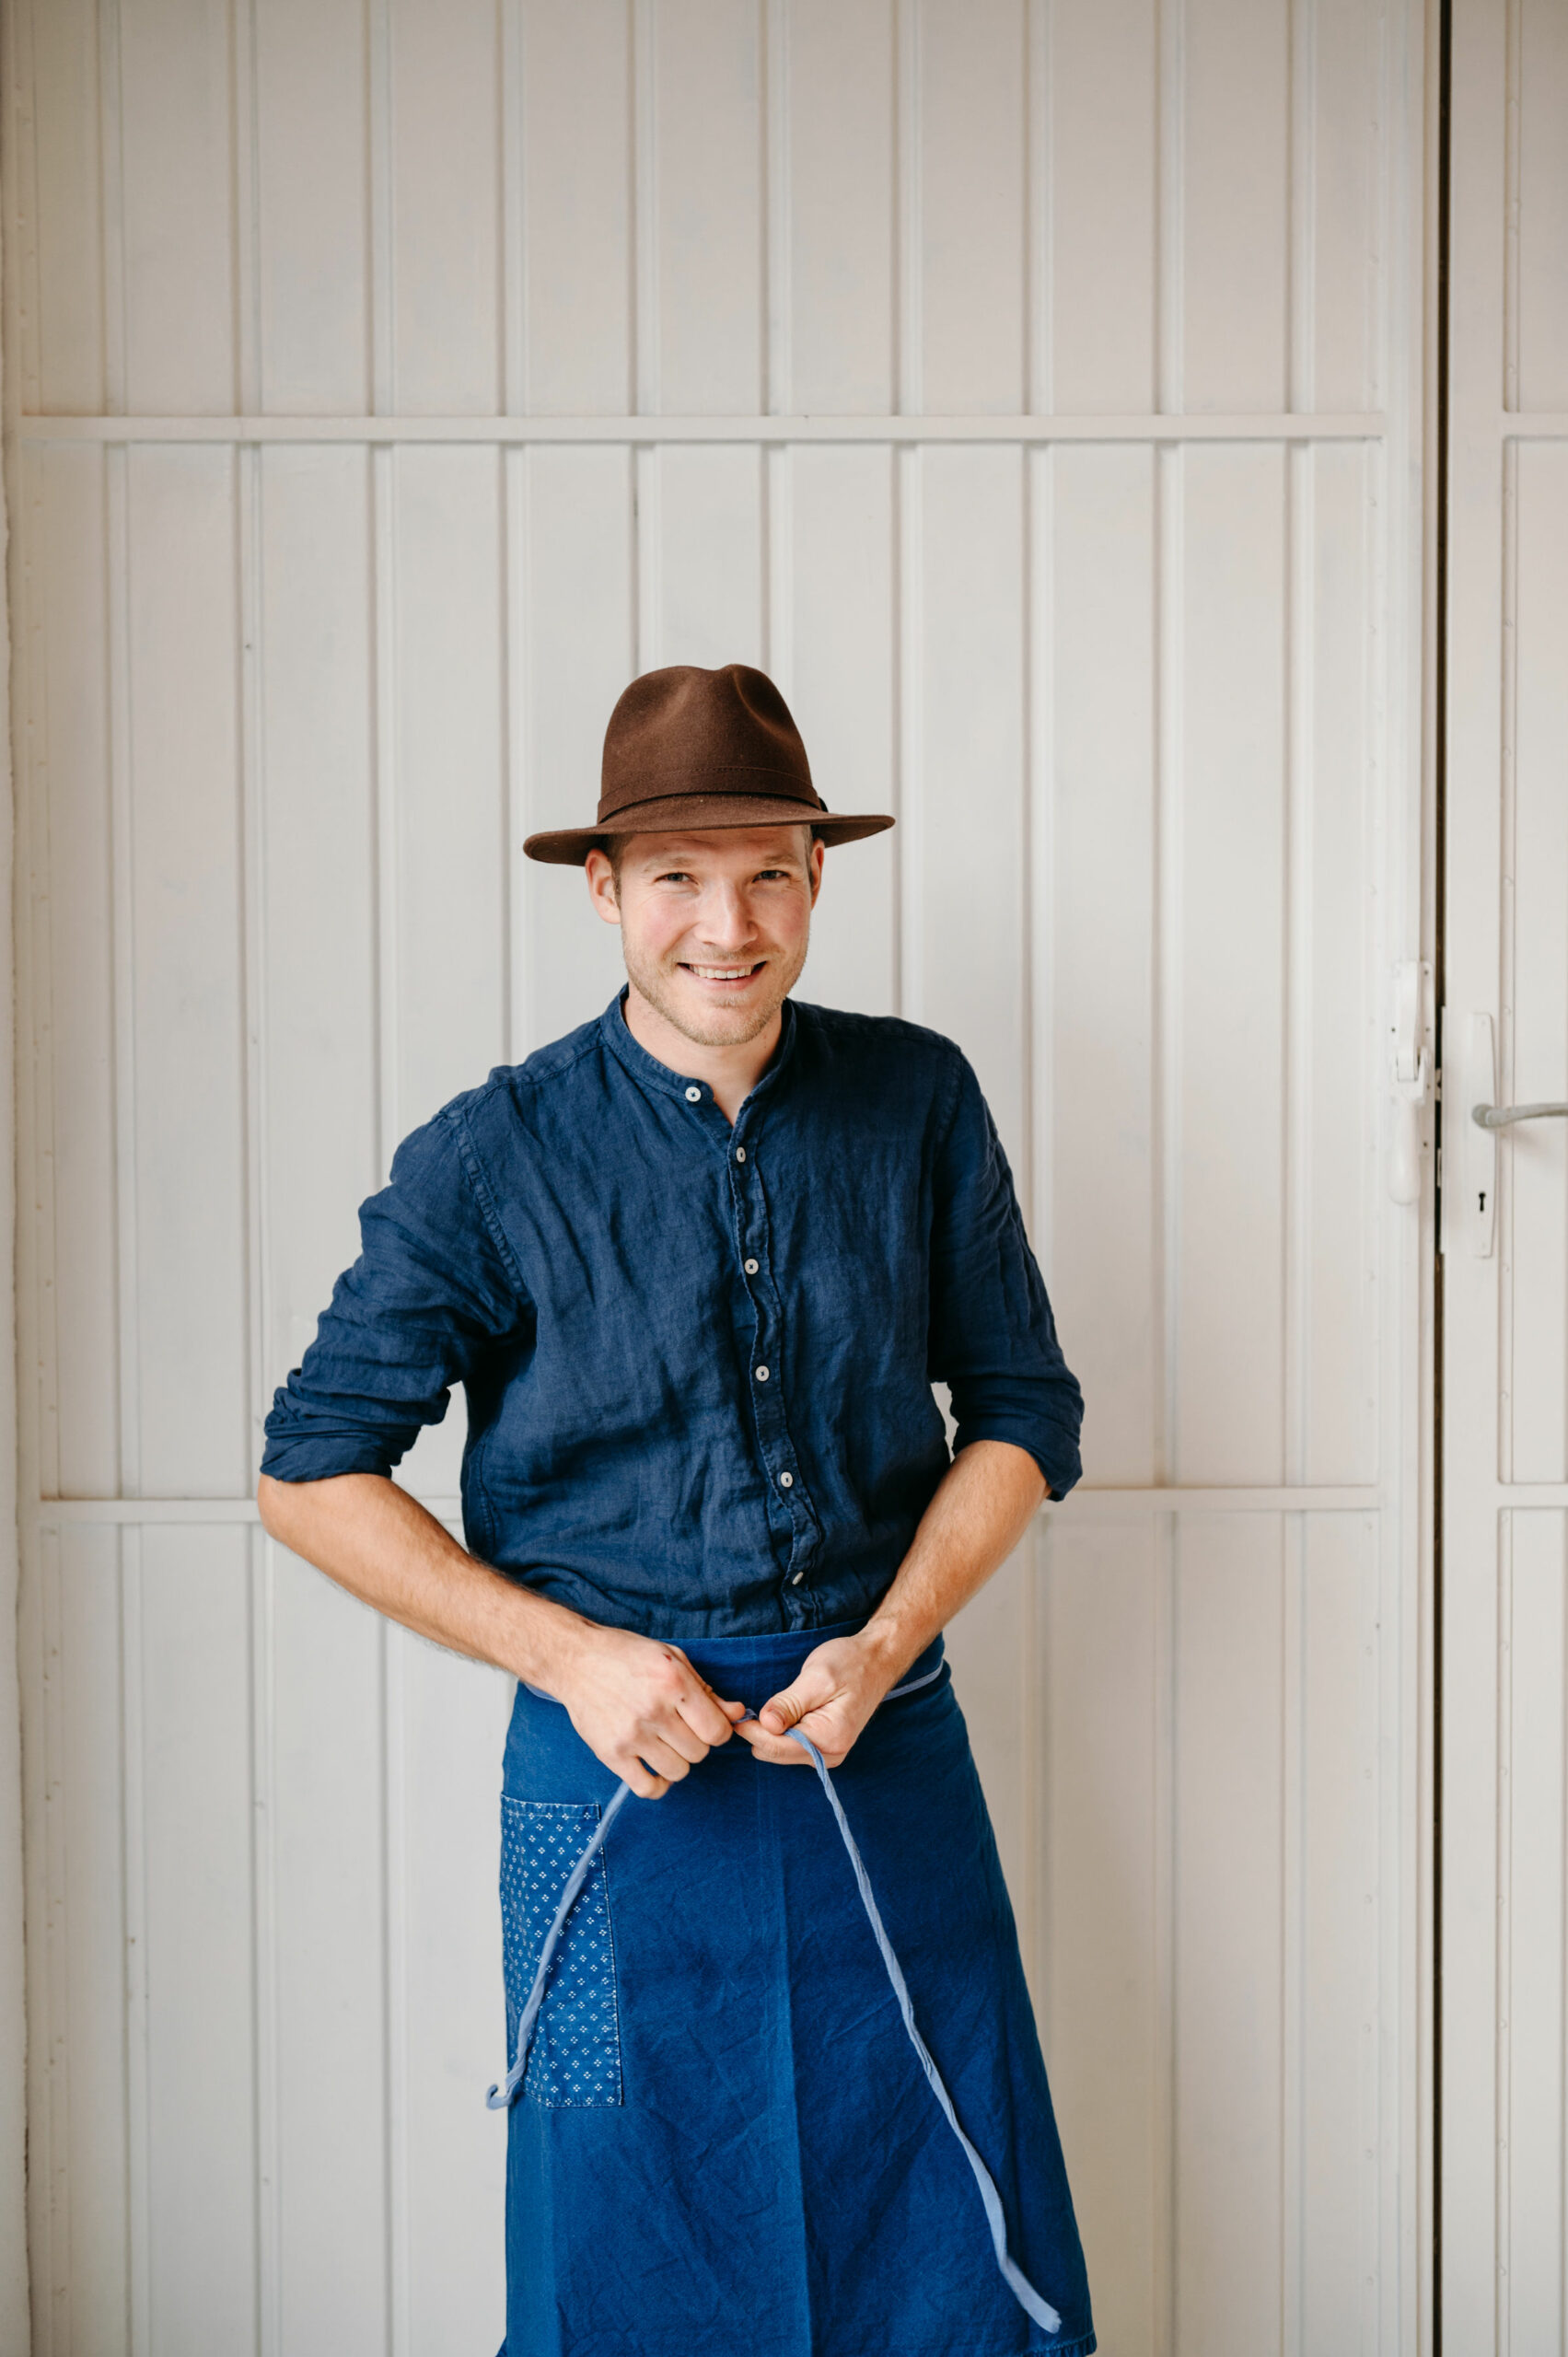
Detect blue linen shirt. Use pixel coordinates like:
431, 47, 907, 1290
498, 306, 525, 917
260, 993, 1083, 1638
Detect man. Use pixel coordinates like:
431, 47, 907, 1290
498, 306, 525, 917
259, 662, 1096, 2356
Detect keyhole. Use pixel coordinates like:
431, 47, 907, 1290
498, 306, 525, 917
1478, 1190, 1488, 1214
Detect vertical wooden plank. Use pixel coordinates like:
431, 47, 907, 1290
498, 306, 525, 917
1181, 0, 1289, 412
916, 0, 1026, 414
138, 1527, 257, 2357
517, 446, 634, 1050
125, 447, 250, 1495
391, 448, 506, 1130
17, 1530, 60, 2357
911, 445, 1026, 1162
785, 446, 896, 1016
55, 1530, 131, 2357
646, 0, 762, 413
654, 446, 764, 667
1310, 0, 1379, 411
389, 447, 505, 1496
257, 446, 378, 1396
1048, 0, 1158, 412
1516, 0, 1568, 410
1504, 1511, 1568, 2345
269, 1550, 389, 2353
1509, 443, 1568, 1482
34, 446, 119, 1494
1040, 1517, 1159, 2357
1049, 445, 1156, 1483
29, 0, 108, 411
784, 0, 894, 413
1172, 1512, 1284, 2351
1304, 443, 1377, 1483
400, 1643, 512, 2355
390, 0, 502, 412
118, 0, 236, 412
945, 1545, 1030, 1895
255, 0, 371, 412
1298, 1511, 1382, 2352
1176, 445, 1286, 1483
518, 0, 632, 414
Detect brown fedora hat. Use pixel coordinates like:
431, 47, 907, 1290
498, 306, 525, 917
522, 662, 895, 865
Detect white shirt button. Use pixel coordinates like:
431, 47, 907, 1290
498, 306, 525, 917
791, 1573, 805, 1585
744, 1257, 760, 1275
684, 1086, 701, 1103
779, 1470, 794, 1489
735, 1146, 747, 1162
755, 1365, 770, 1382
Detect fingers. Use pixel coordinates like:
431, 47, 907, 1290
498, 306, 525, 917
661, 1651, 743, 1748
580, 1642, 784, 1798
757, 1676, 813, 1735
616, 1725, 694, 1794
732, 1712, 837, 1767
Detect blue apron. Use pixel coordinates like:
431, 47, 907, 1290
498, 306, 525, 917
492, 1620, 1096, 2357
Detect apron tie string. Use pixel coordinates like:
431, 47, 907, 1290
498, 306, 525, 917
485, 1655, 1063, 2338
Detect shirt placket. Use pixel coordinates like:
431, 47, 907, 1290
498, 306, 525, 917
725, 1115, 823, 1623
672, 1072, 820, 1627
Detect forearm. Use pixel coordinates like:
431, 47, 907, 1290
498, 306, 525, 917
255, 1470, 590, 1689
859, 1438, 1047, 1683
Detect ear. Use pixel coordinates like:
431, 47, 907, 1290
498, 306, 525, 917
807, 837, 825, 906
585, 846, 622, 927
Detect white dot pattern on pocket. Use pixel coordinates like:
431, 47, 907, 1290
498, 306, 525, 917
500, 1798, 624, 2107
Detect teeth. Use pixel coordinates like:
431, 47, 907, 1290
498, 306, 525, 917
687, 965, 757, 980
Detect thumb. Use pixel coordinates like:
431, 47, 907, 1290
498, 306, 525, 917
758, 1681, 810, 1735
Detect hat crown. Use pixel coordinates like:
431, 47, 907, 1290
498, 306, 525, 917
599, 662, 822, 821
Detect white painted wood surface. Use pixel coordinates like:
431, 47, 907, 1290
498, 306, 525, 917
1442, 3, 1568, 2347
2, 4, 1431, 2351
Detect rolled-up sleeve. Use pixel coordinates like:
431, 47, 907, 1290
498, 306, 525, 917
260, 1101, 526, 1484
926, 1055, 1084, 1501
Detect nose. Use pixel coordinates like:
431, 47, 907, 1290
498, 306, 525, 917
695, 880, 756, 952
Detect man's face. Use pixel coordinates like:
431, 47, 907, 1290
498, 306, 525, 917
587, 824, 824, 1049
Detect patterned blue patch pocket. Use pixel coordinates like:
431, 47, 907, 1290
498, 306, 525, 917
499, 1798, 624, 2107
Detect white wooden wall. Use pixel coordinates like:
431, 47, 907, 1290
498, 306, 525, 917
1443, 1, 1568, 2347
3, 3, 1431, 2351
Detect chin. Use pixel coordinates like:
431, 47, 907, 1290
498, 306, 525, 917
670, 996, 779, 1048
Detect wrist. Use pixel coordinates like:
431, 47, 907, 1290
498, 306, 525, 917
855, 1614, 922, 1687
505, 1587, 597, 1691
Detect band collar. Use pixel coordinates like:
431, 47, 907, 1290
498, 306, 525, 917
599, 987, 800, 1119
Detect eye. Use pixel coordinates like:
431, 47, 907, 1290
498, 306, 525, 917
655, 869, 694, 885
756, 868, 792, 881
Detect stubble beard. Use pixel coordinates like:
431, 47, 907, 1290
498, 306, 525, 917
621, 928, 810, 1050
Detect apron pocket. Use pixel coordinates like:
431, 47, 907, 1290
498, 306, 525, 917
499, 1797, 625, 2107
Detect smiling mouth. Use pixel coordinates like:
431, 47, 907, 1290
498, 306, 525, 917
680, 961, 767, 984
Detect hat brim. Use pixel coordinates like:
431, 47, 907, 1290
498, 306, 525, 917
523, 794, 895, 866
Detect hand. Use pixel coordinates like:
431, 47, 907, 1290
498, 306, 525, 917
553, 1625, 747, 1799
732, 1632, 899, 1770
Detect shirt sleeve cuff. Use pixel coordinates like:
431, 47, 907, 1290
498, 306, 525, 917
258, 1437, 399, 1484
951, 1416, 1082, 1504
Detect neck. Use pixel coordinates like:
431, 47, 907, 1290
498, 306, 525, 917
621, 983, 782, 1123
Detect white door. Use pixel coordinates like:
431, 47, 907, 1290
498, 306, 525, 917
7, 4, 1430, 2351
1442, 1, 1568, 2346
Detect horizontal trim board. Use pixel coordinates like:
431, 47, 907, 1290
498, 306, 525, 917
13, 411, 1388, 447
29, 1484, 1387, 1526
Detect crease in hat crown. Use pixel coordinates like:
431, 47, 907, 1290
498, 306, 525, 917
522, 661, 896, 865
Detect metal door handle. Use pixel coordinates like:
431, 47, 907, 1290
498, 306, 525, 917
1471, 1101, 1568, 1129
